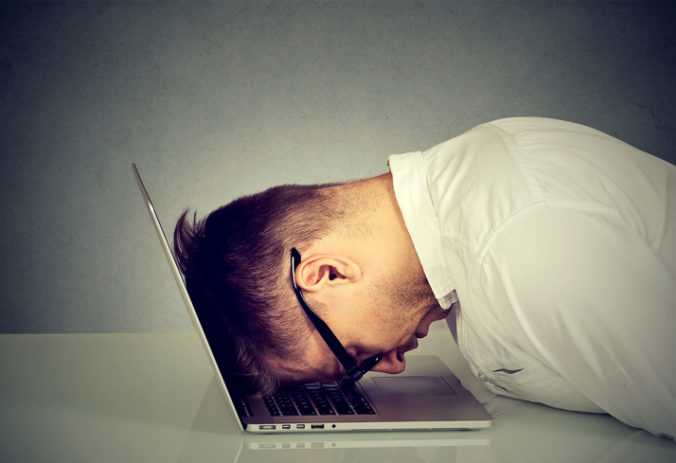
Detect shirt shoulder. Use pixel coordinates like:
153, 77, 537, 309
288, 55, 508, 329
420, 119, 548, 258
428, 117, 671, 257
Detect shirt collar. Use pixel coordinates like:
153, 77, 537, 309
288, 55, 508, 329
388, 152, 457, 309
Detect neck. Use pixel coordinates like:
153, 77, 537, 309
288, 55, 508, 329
309, 173, 421, 281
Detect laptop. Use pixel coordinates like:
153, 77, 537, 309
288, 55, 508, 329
133, 164, 492, 433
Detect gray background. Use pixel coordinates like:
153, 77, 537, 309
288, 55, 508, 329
2, 0, 675, 334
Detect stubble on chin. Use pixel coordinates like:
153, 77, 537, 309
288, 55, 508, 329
371, 267, 439, 326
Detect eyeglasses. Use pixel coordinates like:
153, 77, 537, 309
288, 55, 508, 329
290, 248, 383, 383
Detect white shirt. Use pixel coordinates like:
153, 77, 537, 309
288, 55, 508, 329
389, 117, 676, 439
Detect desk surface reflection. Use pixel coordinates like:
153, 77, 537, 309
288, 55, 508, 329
1, 333, 673, 463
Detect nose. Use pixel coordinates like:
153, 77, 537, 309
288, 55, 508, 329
370, 349, 406, 374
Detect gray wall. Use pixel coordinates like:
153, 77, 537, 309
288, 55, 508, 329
2, 1, 675, 333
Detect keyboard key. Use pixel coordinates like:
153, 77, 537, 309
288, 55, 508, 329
263, 381, 377, 418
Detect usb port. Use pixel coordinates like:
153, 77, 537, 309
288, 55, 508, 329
311, 424, 325, 429
281, 424, 291, 430
296, 424, 305, 429
258, 424, 276, 430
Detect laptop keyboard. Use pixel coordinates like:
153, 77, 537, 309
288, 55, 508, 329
263, 381, 375, 416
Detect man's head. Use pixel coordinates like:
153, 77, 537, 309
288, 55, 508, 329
174, 174, 447, 395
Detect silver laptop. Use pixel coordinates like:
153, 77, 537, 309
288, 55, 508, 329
133, 164, 492, 433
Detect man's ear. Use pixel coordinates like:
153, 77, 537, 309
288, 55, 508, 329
294, 255, 362, 293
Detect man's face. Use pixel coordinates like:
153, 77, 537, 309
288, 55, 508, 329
272, 265, 448, 385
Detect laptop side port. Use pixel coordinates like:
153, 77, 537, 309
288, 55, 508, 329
311, 424, 325, 429
258, 424, 276, 430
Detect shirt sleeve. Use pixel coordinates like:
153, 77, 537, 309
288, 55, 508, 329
483, 206, 676, 439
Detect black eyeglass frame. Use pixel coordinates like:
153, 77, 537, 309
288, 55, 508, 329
290, 248, 383, 383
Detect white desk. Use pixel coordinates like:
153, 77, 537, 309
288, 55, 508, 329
1, 332, 674, 463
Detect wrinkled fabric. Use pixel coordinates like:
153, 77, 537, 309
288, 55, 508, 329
389, 117, 676, 439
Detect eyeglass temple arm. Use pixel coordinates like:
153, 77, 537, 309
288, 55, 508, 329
290, 249, 359, 373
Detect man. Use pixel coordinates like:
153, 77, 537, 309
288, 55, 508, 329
174, 117, 675, 439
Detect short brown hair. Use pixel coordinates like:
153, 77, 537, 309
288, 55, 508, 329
173, 184, 340, 395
